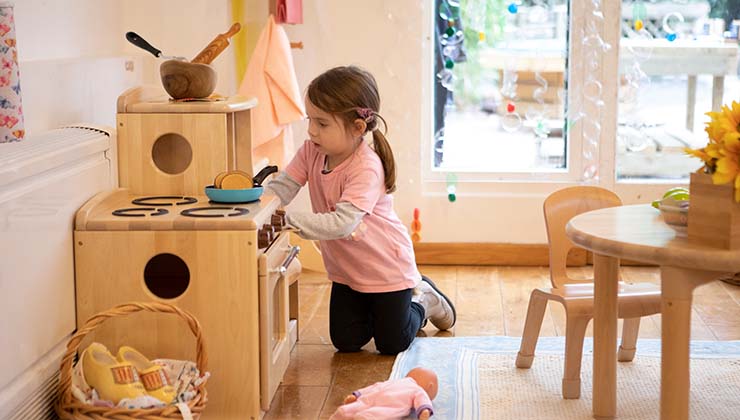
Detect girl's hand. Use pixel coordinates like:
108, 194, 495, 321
343, 394, 357, 404
419, 408, 431, 420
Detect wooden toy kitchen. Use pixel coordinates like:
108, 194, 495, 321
73, 86, 301, 419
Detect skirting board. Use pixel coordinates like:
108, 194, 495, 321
413, 243, 653, 267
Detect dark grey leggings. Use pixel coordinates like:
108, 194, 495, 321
329, 282, 425, 355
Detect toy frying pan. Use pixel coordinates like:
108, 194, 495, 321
205, 165, 279, 204
251, 165, 279, 187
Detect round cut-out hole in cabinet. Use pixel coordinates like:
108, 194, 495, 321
143, 253, 190, 299
151, 133, 192, 174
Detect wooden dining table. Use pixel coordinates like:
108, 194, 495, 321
566, 204, 740, 420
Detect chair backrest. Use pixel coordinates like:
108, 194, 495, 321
543, 186, 622, 289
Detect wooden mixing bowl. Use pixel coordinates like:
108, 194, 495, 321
160, 60, 217, 99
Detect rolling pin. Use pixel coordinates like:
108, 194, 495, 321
191, 23, 241, 64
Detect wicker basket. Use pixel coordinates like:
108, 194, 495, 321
55, 302, 208, 420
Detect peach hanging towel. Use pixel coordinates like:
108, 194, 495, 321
238, 14, 305, 169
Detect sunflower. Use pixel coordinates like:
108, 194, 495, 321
686, 100, 740, 202
704, 101, 740, 142
684, 146, 714, 170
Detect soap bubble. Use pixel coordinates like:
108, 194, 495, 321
620, 82, 639, 104
501, 112, 522, 132
583, 164, 598, 180
624, 132, 651, 152
583, 119, 602, 143
662, 12, 684, 35
436, 69, 457, 90
525, 109, 545, 123
627, 30, 654, 60
583, 80, 603, 101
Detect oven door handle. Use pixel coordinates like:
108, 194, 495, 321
271, 245, 301, 275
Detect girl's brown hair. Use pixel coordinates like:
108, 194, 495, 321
307, 65, 397, 193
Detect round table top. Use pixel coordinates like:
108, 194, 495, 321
566, 204, 740, 273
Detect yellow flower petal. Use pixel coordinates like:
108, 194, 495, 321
713, 171, 735, 185
717, 154, 739, 171
724, 132, 740, 151
713, 156, 739, 184
706, 144, 724, 158
721, 101, 740, 128
684, 147, 710, 162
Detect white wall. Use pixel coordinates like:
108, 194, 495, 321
15, 0, 137, 134
13, 0, 552, 243
14, 0, 237, 134
15, 0, 123, 61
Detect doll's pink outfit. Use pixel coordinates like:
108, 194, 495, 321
329, 377, 434, 420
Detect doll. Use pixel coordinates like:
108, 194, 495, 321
330, 367, 438, 420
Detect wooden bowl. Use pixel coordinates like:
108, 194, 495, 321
160, 60, 217, 99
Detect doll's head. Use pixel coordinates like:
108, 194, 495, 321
406, 367, 438, 399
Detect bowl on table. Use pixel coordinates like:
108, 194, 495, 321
658, 202, 688, 237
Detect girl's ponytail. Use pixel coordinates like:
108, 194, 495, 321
371, 126, 397, 194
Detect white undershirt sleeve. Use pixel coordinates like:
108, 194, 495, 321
264, 172, 302, 206
286, 202, 365, 240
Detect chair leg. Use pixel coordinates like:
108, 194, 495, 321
562, 316, 590, 399
618, 317, 641, 362
516, 292, 548, 369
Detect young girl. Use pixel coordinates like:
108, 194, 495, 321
266, 65, 456, 355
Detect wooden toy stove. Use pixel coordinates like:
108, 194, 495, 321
74, 87, 300, 419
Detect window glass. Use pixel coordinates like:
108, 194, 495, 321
433, 0, 569, 173
616, 0, 739, 181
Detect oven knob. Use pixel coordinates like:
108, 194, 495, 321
262, 224, 275, 241
271, 213, 284, 231
258, 229, 270, 249
276, 209, 287, 224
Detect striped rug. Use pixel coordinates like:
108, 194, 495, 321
390, 336, 740, 420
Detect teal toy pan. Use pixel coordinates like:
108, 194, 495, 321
205, 186, 264, 203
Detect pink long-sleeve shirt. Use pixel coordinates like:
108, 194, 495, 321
285, 140, 420, 293
330, 377, 434, 420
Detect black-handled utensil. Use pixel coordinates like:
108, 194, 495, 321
125, 31, 186, 61
253, 165, 279, 187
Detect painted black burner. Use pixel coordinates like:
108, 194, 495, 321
112, 207, 169, 217
131, 196, 198, 206
180, 206, 250, 218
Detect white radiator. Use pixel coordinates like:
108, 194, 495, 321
0, 126, 116, 419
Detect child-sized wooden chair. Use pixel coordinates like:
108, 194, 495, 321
515, 186, 661, 399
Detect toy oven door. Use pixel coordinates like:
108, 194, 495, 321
257, 231, 301, 410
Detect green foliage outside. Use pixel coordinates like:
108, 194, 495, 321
708, 0, 740, 27
448, 0, 507, 108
